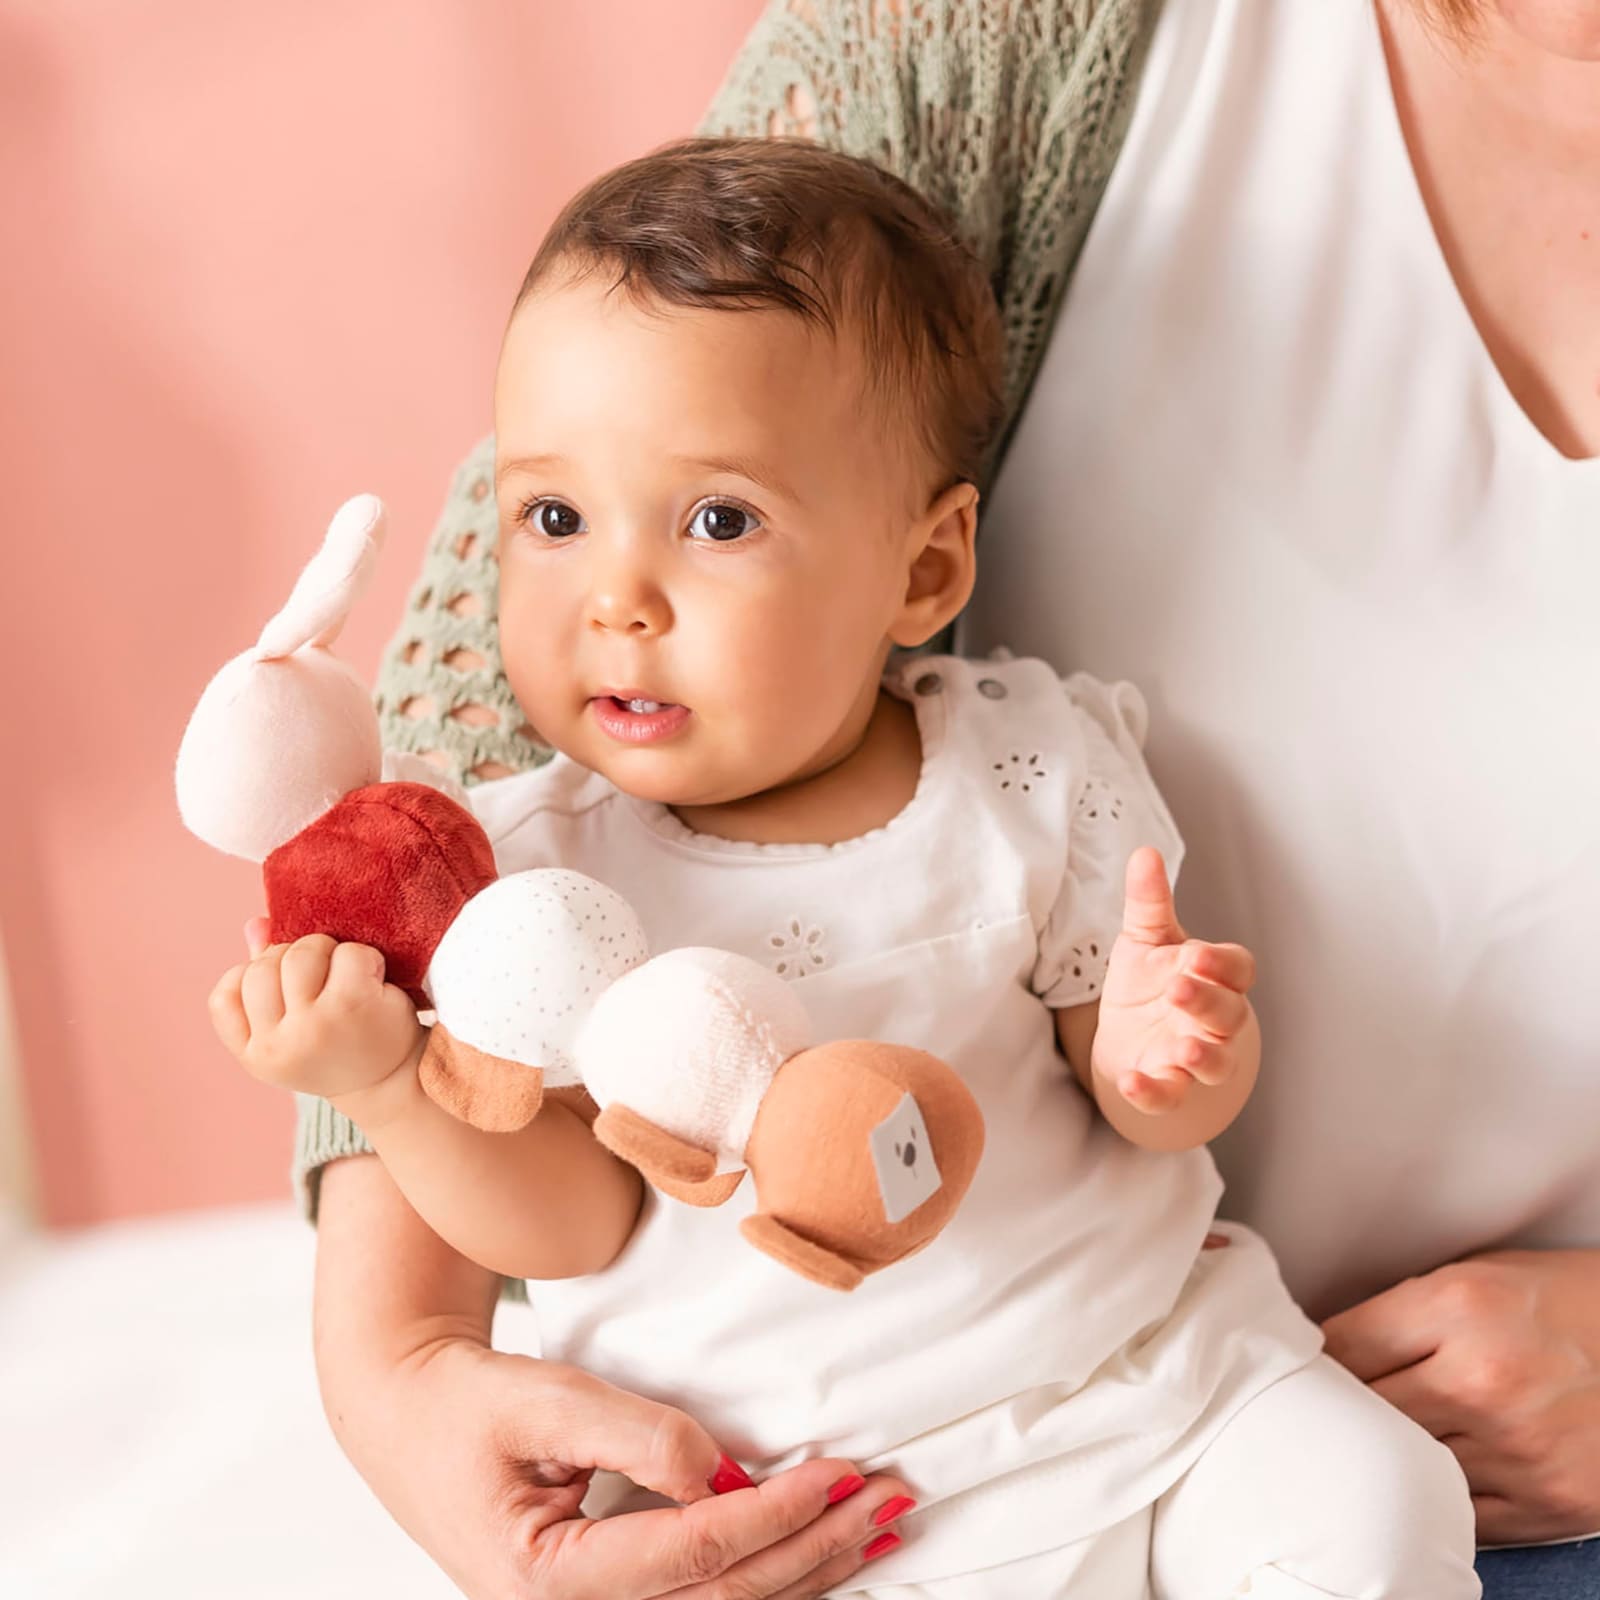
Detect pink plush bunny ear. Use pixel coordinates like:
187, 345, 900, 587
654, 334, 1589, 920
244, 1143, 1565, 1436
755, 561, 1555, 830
254, 493, 387, 660
175, 493, 389, 862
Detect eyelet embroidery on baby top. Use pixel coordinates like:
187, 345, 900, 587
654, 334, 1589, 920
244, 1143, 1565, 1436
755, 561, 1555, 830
993, 751, 1047, 793
767, 918, 830, 978
1069, 940, 1106, 996
1075, 775, 1125, 824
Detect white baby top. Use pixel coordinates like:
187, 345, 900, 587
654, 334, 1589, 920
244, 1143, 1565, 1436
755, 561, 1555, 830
962, 0, 1600, 1320
468, 653, 1321, 1586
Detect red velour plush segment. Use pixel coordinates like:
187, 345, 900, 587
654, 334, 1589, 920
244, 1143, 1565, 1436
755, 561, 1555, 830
263, 782, 496, 1007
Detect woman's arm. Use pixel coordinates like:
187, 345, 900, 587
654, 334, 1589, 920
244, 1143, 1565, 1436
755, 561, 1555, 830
696, 0, 1164, 465
314, 1155, 920, 1599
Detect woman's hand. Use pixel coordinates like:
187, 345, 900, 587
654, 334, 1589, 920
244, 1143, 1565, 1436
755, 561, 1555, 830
338, 1336, 916, 1600
315, 1156, 916, 1600
1322, 1247, 1600, 1544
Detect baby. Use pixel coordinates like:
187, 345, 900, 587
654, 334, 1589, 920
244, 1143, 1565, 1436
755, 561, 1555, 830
211, 138, 1480, 1597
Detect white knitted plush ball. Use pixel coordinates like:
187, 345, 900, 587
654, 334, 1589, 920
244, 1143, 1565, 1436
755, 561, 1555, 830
574, 947, 812, 1169
426, 870, 649, 1082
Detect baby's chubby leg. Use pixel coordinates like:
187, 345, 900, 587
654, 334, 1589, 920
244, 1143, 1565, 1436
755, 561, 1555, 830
1150, 1353, 1480, 1599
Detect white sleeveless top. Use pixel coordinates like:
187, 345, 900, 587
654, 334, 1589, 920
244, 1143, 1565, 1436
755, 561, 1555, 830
470, 654, 1320, 1586
964, 0, 1600, 1320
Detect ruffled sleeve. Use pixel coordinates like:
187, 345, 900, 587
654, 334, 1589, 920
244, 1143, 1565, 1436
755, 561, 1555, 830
1030, 674, 1184, 1009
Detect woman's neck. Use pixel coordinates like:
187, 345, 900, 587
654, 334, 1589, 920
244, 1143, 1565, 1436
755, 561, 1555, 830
1383, 0, 1600, 457
1485, 0, 1600, 65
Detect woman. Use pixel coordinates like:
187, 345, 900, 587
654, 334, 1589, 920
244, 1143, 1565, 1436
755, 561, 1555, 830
298, 0, 1599, 1594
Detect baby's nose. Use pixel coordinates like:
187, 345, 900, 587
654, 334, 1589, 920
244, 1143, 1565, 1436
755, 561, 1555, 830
586, 574, 671, 636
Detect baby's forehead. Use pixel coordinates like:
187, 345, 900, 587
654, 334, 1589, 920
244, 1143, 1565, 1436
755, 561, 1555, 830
495, 279, 919, 474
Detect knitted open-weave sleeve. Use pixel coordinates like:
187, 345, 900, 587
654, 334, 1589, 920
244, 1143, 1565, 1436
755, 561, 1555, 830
292, 0, 1160, 1233
698, 0, 1161, 461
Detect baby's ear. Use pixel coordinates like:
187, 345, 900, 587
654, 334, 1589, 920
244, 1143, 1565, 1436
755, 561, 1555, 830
889, 481, 978, 648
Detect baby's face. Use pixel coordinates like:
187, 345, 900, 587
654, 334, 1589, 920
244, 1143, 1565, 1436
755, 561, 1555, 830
493, 271, 931, 808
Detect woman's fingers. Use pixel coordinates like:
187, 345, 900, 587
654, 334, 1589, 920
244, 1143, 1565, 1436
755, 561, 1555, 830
499, 1366, 919, 1599
243, 915, 271, 959
656, 1460, 913, 1600
1322, 1277, 1443, 1382
1369, 1356, 1462, 1440
523, 1456, 869, 1598
698, 1479, 913, 1600
503, 1364, 738, 1507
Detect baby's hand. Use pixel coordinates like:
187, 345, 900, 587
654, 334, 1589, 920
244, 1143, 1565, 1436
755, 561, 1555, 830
208, 933, 425, 1102
1092, 847, 1258, 1115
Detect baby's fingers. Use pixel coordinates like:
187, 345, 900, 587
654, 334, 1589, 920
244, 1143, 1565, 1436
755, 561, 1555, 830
1169, 1035, 1234, 1087
1168, 974, 1249, 1040
239, 946, 290, 1031
1119, 1069, 1189, 1114
1184, 941, 1256, 993
318, 940, 390, 1011
280, 934, 338, 1009
207, 965, 251, 1056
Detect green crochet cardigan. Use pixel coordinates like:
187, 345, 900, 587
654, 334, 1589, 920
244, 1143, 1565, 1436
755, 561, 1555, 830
293, 0, 1163, 1257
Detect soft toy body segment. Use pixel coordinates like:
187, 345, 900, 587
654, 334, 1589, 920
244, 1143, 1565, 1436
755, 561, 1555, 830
427, 870, 649, 1081
263, 782, 496, 1008
177, 649, 383, 862
574, 947, 812, 1173
741, 1041, 985, 1289
419, 1024, 546, 1132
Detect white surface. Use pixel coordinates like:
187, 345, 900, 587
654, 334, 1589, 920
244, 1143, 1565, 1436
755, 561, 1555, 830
966, 0, 1600, 1320
0, 1203, 467, 1599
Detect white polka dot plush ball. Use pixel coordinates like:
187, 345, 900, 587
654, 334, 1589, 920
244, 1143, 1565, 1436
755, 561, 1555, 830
426, 870, 649, 1084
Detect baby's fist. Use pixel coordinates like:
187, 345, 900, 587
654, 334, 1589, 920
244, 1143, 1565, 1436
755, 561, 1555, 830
208, 934, 424, 1101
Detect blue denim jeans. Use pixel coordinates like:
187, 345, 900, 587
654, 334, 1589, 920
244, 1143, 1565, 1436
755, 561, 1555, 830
1477, 1538, 1600, 1599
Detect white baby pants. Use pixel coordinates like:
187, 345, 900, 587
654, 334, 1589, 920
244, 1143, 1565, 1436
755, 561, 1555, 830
852, 1354, 1481, 1599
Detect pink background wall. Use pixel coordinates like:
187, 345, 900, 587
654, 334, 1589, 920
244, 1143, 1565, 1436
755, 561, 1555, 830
0, 0, 765, 1226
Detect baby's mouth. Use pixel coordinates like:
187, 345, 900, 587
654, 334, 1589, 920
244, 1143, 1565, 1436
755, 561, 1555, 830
588, 693, 693, 742
595, 693, 685, 713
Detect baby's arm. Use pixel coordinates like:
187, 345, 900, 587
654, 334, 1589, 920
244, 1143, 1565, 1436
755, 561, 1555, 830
1053, 848, 1260, 1153
210, 934, 642, 1280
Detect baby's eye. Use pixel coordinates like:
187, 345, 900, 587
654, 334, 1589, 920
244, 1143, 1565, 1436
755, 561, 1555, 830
520, 498, 586, 539
688, 502, 761, 542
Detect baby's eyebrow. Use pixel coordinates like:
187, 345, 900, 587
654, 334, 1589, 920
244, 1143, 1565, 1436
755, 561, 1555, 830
673, 453, 800, 505
496, 452, 564, 485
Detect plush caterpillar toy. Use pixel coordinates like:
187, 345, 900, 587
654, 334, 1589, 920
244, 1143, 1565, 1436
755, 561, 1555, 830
175, 496, 984, 1290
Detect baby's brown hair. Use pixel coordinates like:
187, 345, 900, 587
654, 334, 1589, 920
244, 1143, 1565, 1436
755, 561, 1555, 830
513, 137, 1006, 491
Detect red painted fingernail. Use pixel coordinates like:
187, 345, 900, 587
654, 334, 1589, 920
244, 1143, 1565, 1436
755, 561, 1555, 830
862, 1531, 903, 1562
827, 1473, 866, 1504
708, 1452, 755, 1494
872, 1494, 916, 1526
